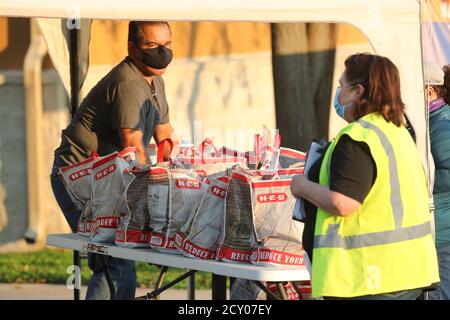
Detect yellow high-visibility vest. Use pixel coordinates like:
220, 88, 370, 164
312, 113, 439, 297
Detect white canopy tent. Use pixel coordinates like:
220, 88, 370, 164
0, 0, 435, 237
36, 18, 92, 101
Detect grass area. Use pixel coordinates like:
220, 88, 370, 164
0, 248, 212, 289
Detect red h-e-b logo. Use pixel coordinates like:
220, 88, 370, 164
95, 164, 116, 180
69, 168, 91, 181
211, 186, 226, 198
257, 193, 288, 203
175, 179, 201, 189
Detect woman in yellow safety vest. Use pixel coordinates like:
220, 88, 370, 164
290, 53, 439, 300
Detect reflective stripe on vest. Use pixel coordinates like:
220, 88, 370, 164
314, 221, 431, 249
314, 119, 432, 249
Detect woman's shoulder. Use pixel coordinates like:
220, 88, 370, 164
430, 105, 450, 130
431, 104, 450, 119
335, 134, 371, 156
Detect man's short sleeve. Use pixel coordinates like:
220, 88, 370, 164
110, 80, 147, 131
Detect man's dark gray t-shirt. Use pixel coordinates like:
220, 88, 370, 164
55, 57, 169, 166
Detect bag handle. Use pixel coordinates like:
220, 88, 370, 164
157, 138, 174, 162
199, 138, 217, 157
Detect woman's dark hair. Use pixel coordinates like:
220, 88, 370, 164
344, 53, 405, 126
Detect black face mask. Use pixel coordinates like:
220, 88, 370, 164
138, 45, 173, 69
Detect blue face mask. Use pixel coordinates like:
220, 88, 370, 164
333, 87, 352, 119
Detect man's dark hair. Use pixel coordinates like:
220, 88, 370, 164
128, 21, 171, 45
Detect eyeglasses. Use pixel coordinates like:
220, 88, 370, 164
337, 85, 355, 91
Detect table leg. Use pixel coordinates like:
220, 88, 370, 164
212, 274, 227, 300
73, 250, 80, 301
253, 281, 280, 300
188, 273, 196, 300
136, 270, 197, 300
276, 282, 289, 300
154, 266, 169, 300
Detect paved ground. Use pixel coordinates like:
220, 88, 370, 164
0, 284, 218, 300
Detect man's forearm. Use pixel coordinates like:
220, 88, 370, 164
135, 144, 147, 164
118, 128, 147, 164
122, 140, 146, 164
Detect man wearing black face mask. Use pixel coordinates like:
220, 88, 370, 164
50, 21, 177, 300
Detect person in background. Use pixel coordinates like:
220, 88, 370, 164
50, 21, 177, 299
424, 61, 450, 300
290, 53, 439, 300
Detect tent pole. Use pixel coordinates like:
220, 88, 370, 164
69, 21, 79, 119
69, 20, 80, 301
23, 18, 48, 244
